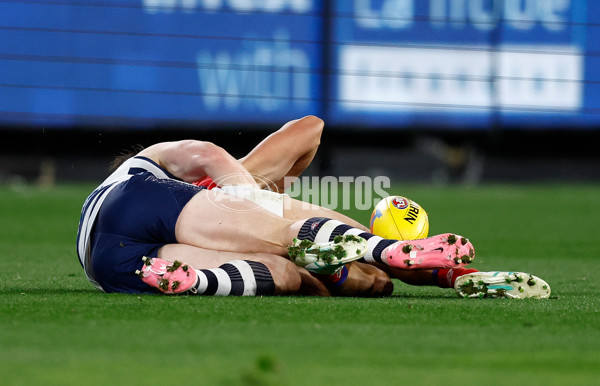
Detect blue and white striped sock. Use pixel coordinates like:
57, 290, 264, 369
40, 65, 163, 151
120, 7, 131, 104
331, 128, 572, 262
192, 260, 274, 296
298, 217, 397, 265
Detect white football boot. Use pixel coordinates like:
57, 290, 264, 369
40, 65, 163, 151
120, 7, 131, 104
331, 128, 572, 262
454, 271, 551, 299
288, 235, 367, 275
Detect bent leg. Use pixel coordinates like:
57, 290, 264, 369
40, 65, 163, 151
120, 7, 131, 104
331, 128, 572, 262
175, 189, 301, 256
282, 195, 369, 231
158, 243, 330, 296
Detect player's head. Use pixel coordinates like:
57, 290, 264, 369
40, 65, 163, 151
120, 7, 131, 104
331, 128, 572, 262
110, 144, 145, 171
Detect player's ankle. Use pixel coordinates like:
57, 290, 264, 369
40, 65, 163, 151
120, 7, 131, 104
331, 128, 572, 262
434, 268, 479, 288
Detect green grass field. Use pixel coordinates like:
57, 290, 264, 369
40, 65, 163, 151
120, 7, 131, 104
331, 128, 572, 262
1, 183, 599, 385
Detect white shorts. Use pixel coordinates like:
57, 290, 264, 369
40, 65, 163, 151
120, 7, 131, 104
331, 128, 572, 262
218, 185, 287, 217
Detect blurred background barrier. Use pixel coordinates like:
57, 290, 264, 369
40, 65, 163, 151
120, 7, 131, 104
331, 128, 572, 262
1, 0, 599, 184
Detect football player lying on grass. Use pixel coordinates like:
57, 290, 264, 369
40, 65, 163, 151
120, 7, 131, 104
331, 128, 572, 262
77, 116, 549, 299
191, 115, 550, 299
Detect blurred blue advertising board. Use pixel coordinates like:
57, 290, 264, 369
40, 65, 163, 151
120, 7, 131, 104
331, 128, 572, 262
0, 0, 598, 129
329, 0, 595, 128
0, 0, 323, 127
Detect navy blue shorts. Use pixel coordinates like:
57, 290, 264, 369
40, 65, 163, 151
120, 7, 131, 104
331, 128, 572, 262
90, 173, 204, 293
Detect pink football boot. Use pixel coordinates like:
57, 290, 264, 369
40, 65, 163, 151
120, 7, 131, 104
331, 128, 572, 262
385, 233, 475, 269
135, 257, 198, 294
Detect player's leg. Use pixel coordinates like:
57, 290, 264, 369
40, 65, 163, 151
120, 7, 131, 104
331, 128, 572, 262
174, 192, 398, 297
282, 194, 369, 231
280, 196, 474, 271
140, 243, 331, 296
281, 201, 479, 295
175, 190, 368, 285
160, 244, 392, 298
377, 264, 478, 287
378, 263, 551, 299
177, 191, 474, 276
291, 216, 475, 270
175, 189, 299, 256
280, 192, 457, 294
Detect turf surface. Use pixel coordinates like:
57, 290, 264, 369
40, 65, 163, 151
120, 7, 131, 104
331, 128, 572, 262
1, 183, 599, 385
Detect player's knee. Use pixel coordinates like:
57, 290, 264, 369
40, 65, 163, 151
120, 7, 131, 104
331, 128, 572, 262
279, 259, 302, 294
266, 258, 301, 295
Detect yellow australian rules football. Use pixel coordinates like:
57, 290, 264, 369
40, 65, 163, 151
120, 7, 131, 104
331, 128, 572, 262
369, 196, 429, 240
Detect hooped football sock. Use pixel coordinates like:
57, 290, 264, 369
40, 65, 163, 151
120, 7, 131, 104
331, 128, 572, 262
433, 268, 480, 288
192, 260, 275, 296
298, 217, 397, 265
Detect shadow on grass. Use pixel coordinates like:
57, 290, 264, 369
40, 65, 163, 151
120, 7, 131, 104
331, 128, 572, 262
1, 288, 100, 295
